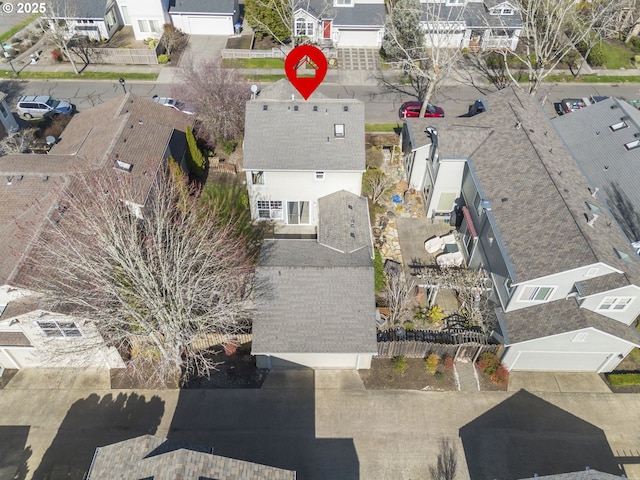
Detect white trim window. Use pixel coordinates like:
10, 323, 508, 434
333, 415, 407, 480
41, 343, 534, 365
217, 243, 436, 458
519, 286, 555, 302
334, 124, 345, 137
335, 0, 352, 6
287, 201, 310, 224
137, 19, 161, 34
598, 296, 634, 311
257, 200, 283, 220
37, 320, 82, 338
295, 18, 314, 36
251, 171, 265, 185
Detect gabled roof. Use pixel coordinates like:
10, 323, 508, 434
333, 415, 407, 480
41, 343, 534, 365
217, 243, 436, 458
410, 86, 640, 285
169, 0, 237, 15
332, 4, 386, 27
1, 94, 193, 287
87, 435, 297, 480
553, 97, 640, 244
499, 299, 640, 346
243, 80, 365, 171
47, 0, 108, 19
422, 2, 523, 29
252, 239, 376, 354
318, 190, 372, 255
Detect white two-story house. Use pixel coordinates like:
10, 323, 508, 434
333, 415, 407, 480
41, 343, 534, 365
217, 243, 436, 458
420, 0, 522, 51
243, 80, 365, 236
401, 86, 640, 373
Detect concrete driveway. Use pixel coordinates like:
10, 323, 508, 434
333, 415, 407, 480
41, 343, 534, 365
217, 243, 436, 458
0, 368, 639, 480
157, 35, 230, 83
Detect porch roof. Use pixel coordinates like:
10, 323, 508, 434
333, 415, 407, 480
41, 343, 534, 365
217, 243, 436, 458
420, 3, 523, 29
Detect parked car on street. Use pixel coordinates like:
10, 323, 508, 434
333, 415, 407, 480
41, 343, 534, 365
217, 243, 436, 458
558, 96, 609, 115
152, 95, 196, 115
16, 95, 73, 119
399, 101, 445, 118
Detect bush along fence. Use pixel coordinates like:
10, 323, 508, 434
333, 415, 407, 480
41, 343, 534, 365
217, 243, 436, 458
377, 327, 501, 360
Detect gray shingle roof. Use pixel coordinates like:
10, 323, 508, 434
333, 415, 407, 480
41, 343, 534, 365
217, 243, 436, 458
87, 435, 297, 480
577, 272, 630, 297
252, 239, 377, 354
500, 299, 640, 345
169, 0, 236, 15
318, 190, 372, 254
55, 0, 107, 19
243, 80, 365, 171
553, 97, 640, 244
333, 4, 386, 27
422, 2, 523, 28
411, 86, 640, 284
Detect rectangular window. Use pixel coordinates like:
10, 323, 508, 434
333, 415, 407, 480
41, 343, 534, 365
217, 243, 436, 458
287, 201, 310, 224
315, 171, 324, 180
138, 19, 160, 33
334, 124, 345, 137
37, 320, 82, 338
0, 102, 7, 117
295, 18, 314, 36
335, 0, 352, 5
519, 286, 555, 302
256, 200, 283, 220
251, 171, 264, 185
598, 297, 633, 311
625, 140, 640, 151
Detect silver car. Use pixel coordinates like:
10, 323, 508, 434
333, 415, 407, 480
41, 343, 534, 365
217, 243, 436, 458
17, 95, 73, 119
152, 95, 195, 115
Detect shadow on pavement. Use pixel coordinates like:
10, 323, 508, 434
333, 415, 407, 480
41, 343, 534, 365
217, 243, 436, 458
32, 392, 164, 479
460, 389, 624, 479
0, 425, 31, 479
167, 369, 360, 480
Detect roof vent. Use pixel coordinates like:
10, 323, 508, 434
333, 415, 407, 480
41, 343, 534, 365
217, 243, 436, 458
610, 104, 619, 109
294, 105, 298, 111
263, 105, 268, 111
42, 175, 48, 181
114, 160, 133, 172
343, 105, 349, 112
587, 214, 599, 227
350, 232, 355, 238
138, 119, 143, 125
6, 176, 12, 185
313, 106, 318, 112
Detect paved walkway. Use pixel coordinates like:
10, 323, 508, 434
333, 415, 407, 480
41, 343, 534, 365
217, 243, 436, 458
338, 48, 381, 70
455, 361, 480, 391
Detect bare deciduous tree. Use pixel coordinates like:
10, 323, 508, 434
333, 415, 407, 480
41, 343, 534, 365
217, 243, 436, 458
159, 23, 189, 60
0, 128, 35, 155
20, 164, 254, 385
498, 0, 632, 94
173, 58, 250, 147
429, 438, 458, 480
386, 271, 416, 326
380, 0, 466, 116
364, 169, 394, 205
39, 0, 81, 74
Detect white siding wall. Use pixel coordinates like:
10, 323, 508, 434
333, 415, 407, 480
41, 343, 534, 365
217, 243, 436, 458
246, 170, 363, 225
505, 263, 622, 312
427, 159, 465, 218
407, 145, 431, 190
256, 353, 372, 369
118, 0, 169, 40
579, 284, 640, 326
0, 285, 33, 308
502, 328, 634, 372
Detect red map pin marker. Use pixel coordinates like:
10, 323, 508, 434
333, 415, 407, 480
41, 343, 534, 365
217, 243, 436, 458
284, 45, 327, 100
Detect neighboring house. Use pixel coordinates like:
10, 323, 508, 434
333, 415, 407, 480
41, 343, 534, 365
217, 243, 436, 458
400, 86, 640, 372
0, 94, 193, 371
252, 190, 377, 369
420, 0, 522, 51
243, 80, 365, 236
169, 0, 240, 36
86, 435, 297, 479
45, 0, 121, 41
0, 92, 18, 137
115, 0, 238, 39
293, 0, 386, 47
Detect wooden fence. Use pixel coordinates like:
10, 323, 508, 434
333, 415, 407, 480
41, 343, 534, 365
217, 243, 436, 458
70, 48, 159, 65
191, 333, 252, 351
221, 47, 338, 59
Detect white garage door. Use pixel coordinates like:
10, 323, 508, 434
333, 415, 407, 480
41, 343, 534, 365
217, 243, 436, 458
510, 351, 613, 372
338, 29, 380, 47
186, 16, 232, 35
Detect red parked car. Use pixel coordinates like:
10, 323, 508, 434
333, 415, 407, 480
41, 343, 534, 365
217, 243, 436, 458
399, 101, 445, 118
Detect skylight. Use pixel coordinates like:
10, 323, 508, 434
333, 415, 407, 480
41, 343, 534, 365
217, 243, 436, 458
615, 248, 635, 264
610, 121, 628, 132
624, 140, 640, 151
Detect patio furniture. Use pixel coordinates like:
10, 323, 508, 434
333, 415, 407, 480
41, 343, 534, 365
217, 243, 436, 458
436, 250, 465, 268
424, 233, 456, 254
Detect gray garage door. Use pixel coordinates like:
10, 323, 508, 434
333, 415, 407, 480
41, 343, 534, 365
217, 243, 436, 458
510, 351, 613, 372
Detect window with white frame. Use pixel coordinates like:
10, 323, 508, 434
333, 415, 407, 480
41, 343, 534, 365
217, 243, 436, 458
334, 124, 345, 137
137, 19, 160, 34
287, 201, 310, 224
315, 171, 325, 180
335, 0, 352, 5
257, 200, 283, 220
519, 286, 555, 302
295, 18, 314, 36
251, 171, 264, 185
598, 296, 634, 311
490, 5, 515, 15
37, 320, 82, 338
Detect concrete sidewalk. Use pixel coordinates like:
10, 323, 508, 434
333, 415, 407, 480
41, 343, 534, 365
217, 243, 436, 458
508, 371, 612, 393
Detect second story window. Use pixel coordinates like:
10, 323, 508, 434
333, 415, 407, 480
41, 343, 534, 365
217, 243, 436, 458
295, 18, 314, 36
334, 124, 345, 137
251, 171, 264, 185
519, 286, 555, 302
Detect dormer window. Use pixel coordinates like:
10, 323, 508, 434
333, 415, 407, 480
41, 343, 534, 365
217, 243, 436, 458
490, 3, 516, 15
334, 124, 345, 137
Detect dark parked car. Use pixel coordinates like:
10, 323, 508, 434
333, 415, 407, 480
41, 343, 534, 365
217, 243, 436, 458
399, 101, 445, 118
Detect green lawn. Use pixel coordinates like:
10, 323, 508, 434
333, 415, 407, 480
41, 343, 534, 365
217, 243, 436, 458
222, 58, 284, 69
543, 74, 640, 83
0, 70, 158, 81
606, 372, 640, 386
241, 73, 287, 82
365, 123, 402, 133
0, 13, 40, 44
600, 41, 635, 69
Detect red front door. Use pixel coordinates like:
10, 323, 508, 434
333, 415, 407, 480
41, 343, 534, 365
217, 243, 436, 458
323, 20, 331, 39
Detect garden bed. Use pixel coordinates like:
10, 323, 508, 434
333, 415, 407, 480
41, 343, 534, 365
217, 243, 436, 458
359, 357, 457, 391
